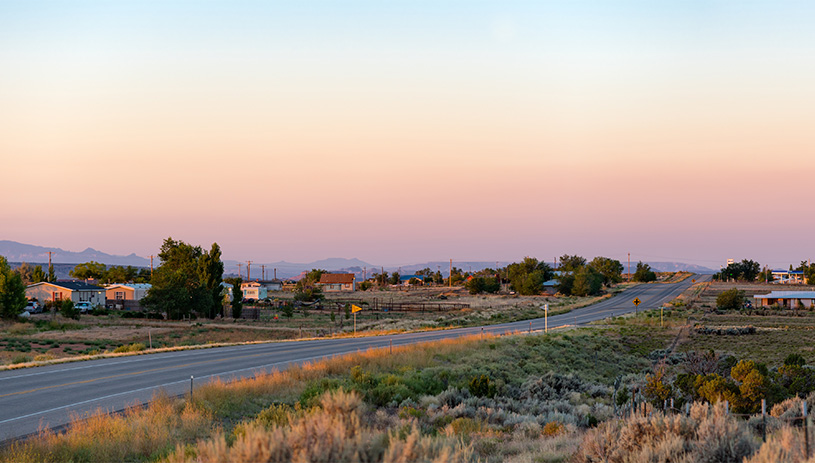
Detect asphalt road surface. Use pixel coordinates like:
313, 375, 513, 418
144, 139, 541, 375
0, 275, 707, 442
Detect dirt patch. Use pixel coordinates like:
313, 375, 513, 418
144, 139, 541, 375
29, 325, 174, 342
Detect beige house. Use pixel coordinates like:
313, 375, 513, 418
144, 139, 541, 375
26, 281, 105, 306
318, 273, 356, 292
105, 283, 152, 301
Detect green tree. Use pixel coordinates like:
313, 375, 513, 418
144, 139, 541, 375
31, 265, 47, 284
558, 254, 586, 272
588, 257, 624, 286
198, 243, 224, 318
722, 259, 761, 282
388, 272, 401, 286
632, 261, 657, 282
571, 265, 604, 296
294, 269, 325, 302
69, 261, 107, 280
0, 256, 27, 319
716, 287, 745, 310
140, 238, 220, 320
60, 299, 80, 320
104, 265, 139, 283
226, 277, 243, 319
47, 263, 56, 282
507, 257, 553, 295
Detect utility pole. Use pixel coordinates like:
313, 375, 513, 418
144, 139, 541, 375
363, 266, 366, 281
449, 259, 453, 288
237, 263, 243, 279
149, 255, 154, 277
261, 264, 266, 281
246, 261, 252, 281
628, 253, 631, 281
274, 267, 277, 279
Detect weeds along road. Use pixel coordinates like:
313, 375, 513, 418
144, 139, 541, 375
0, 275, 707, 442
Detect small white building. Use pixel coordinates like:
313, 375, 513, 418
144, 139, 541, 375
26, 281, 106, 306
753, 291, 815, 309
259, 279, 283, 292
241, 281, 268, 300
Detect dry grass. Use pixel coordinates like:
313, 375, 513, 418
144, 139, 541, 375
2, 393, 216, 463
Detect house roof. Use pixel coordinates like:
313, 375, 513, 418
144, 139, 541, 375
754, 291, 815, 299
105, 284, 151, 290
28, 281, 104, 291
772, 270, 805, 274
400, 274, 423, 281
319, 273, 355, 284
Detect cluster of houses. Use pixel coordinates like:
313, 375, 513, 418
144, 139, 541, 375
21, 273, 364, 311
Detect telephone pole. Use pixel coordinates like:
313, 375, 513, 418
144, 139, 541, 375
246, 261, 252, 281
261, 264, 266, 281
627, 253, 631, 281
237, 263, 243, 279
449, 259, 452, 288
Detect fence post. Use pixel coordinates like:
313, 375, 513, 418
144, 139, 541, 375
190, 375, 194, 399
761, 399, 767, 442
529, 321, 532, 333
481, 327, 484, 340
804, 401, 809, 458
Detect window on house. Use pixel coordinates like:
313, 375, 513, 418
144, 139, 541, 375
115, 291, 125, 300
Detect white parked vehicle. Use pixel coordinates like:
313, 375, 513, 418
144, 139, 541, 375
25, 301, 42, 314
75, 302, 93, 314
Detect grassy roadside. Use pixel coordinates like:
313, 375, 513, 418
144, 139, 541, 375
2, 321, 675, 463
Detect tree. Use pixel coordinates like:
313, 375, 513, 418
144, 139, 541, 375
31, 265, 47, 284
588, 257, 624, 286
294, 269, 325, 302
104, 265, 139, 283
198, 243, 224, 318
70, 261, 107, 280
60, 299, 80, 320
632, 262, 657, 282
721, 260, 761, 282
571, 265, 604, 297
388, 272, 401, 286
643, 365, 673, 405
558, 254, 586, 273
0, 256, 27, 319
507, 257, 553, 295
140, 238, 221, 320
716, 287, 745, 310
226, 277, 243, 319
14, 262, 33, 285
47, 263, 56, 282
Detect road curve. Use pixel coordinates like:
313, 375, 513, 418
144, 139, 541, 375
0, 275, 707, 442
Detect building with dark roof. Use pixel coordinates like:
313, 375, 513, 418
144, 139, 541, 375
26, 281, 106, 306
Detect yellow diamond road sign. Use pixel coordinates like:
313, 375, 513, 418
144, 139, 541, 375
633, 297, 641, 307
351, 304, 363, 313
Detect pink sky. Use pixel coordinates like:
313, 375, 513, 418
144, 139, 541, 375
2, 2, 814, 268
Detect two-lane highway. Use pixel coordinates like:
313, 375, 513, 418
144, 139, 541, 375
0, 275, 706, 442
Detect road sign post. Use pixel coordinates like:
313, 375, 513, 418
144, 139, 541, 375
544, 304, 548, 333
352, 304, 362, 335
633, 297, 641, 314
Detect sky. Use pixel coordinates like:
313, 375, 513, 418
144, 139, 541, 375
2, 1, 814, 269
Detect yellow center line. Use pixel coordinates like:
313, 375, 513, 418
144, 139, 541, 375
0, 348, 302, 399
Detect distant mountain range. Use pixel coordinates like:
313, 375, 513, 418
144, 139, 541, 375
0, 240, 150, 266
1, 240, 716, 279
